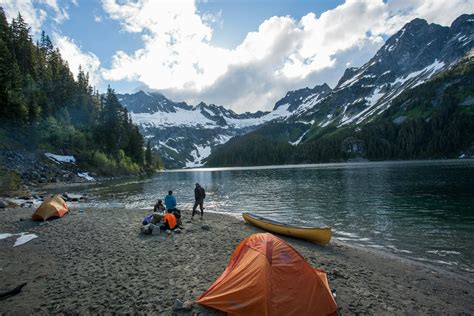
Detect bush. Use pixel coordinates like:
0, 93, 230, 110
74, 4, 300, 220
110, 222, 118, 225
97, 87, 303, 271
0, 170, 21, 193
117, 150, 141, 174
78, 150, 141, 176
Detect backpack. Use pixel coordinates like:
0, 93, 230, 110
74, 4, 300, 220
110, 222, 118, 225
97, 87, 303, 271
142, 214, 154, 225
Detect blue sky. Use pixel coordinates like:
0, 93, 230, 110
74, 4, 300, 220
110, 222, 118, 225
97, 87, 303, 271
1, 0, 472, 112
199, 1, 345, 48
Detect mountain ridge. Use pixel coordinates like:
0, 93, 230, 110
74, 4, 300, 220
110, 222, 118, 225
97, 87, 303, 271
117, 14, 474, 168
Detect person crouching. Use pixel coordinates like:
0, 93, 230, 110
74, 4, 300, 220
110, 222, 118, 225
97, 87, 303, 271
161, 212, 177, 232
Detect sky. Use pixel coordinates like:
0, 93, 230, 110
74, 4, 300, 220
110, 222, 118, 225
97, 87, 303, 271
1, 0, 473, 113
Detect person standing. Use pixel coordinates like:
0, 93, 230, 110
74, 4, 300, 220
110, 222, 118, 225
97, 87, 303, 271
165, 190, 177, 212
192, 183, 206, 220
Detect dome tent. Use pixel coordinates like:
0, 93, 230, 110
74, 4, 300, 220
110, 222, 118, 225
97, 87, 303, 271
197, 233, 337, 316
32, 195, 68, 221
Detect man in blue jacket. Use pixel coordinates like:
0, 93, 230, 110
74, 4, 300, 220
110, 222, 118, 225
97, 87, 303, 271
164, 190, 182, 227
165, 190, 177, 212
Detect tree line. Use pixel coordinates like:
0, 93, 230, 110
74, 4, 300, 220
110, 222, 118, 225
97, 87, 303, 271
0, 8, 162, 174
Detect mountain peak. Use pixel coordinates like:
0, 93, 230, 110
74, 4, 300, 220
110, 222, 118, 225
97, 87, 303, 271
450, 13, 474, 29
196, 101, 207, 108
404, 17, 428, 29
273, 84, 331, 112
136, 90, 153, 97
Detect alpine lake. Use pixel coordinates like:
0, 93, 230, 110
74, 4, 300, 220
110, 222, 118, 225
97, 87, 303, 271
59, 159, 474, 278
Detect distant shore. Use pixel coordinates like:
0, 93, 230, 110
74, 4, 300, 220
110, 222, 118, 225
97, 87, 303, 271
0, 206, 473, 315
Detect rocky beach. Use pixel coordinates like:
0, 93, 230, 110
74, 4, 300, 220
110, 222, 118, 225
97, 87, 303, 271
0, 205, 473, 315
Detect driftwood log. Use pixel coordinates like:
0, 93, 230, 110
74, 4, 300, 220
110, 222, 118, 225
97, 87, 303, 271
0, 283, 27, 300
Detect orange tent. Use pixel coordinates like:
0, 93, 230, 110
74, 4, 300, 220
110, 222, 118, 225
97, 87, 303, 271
32, 195, 69, 221
197, 233, 337, 316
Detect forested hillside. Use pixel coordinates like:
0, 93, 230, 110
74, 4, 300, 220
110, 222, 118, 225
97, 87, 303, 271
206, 57, 474, 167
0, 8, 162, 180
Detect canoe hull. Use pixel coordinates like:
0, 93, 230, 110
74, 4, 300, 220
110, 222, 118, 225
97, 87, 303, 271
242, 212, 331, 245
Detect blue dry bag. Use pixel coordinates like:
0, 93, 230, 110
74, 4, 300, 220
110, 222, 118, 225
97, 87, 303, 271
143, 214, 154, 225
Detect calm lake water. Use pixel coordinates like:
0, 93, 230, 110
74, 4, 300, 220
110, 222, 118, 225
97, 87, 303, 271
67, 160, 474, 276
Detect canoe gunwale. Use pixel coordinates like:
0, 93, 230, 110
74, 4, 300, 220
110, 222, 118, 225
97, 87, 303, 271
243, 212, 331, 231
242, 212, 332, 245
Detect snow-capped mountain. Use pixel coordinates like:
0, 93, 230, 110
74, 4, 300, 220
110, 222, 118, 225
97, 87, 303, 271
118, 85, 333, 167
276, 14, 474, 133
117, 92, 275, 168
120, 14, 474, 168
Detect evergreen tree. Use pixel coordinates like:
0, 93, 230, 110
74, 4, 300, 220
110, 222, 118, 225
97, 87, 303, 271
0, 7, 147, 175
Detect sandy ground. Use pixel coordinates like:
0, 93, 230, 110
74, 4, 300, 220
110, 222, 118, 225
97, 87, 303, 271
0, 206, 473, 315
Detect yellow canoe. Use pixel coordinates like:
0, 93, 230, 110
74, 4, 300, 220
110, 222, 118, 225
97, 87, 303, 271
242, 212, 331, 245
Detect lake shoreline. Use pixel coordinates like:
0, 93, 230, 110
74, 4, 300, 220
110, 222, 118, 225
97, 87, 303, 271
1, 206, 472, 314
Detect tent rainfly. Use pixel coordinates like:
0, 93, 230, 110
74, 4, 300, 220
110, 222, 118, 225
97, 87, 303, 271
198, 233, 337, 316
32, 195, 69, 221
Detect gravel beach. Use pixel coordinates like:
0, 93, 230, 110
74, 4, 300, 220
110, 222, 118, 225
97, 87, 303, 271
0, 206, 473, 315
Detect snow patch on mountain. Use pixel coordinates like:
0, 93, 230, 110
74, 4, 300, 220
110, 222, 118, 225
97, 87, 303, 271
393, 59, 445, 87
289, 128, 311, 146
159, 141, 179, 153
338, 70, 364, 89
130, 108, 216, 128
215, 134, 233, 144
186, 145, 211, 168
225, 104, 292, 128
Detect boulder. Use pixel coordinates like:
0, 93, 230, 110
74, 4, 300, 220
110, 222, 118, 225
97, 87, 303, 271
63, 193, 83, 202
173, 299, 194, 311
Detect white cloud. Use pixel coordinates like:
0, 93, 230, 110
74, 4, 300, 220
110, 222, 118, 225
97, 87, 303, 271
101, 0, 230, 91
94, 15, 103, 23
53, 34, 102, 87
0, 0, 72, 32
40, 0, 69, 23
1, 0, 472, 113
0, 0, 47, 32
201, 9, 223, 28
100, 0, 474, 112
385, 0, 474, 30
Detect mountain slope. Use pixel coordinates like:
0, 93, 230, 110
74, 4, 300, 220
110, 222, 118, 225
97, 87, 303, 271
283, 14, 473, 135
117, 85, 330, 167
117, 92, 266, 168
205, 14, 474, 166
206, 56, 474, 166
